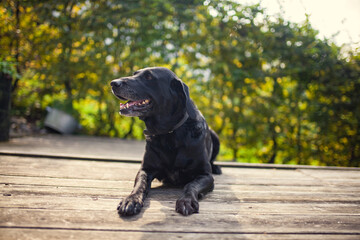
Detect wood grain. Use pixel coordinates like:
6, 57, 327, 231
0, 151, 359, 240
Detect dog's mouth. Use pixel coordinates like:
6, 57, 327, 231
118, 98, 153, 117
111, 86, 153, 116
120, 99, 151, 110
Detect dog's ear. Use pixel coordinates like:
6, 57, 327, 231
171, 78, 197, 119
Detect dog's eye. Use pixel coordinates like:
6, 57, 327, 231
144, 71, 152, 80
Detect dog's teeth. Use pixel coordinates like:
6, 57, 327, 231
142, 101, 145, 104
145, 99, 149, 103
126, 103, 129, 108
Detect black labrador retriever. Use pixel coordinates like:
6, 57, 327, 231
110, 67, 221, 216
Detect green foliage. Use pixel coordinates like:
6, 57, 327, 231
1, 0, 359, 166
0, 58, 20, 79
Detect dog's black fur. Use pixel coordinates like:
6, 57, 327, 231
111, 67, 221, 216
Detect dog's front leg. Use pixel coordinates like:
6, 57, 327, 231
117, 169, 153, 216
176, 174, 214, 216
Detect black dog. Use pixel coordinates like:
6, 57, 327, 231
110, 67, 221, 216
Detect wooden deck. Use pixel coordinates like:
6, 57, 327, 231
0, 135, 359, 239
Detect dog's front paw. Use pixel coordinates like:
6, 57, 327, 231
176, 196, 199, 216
117, 195, 143, 216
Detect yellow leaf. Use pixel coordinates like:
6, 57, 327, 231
233, 59, 243, 68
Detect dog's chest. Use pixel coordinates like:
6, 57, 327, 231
149, 134, 196, 185
156, 134, 183, 164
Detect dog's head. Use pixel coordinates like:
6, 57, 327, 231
111, 67, 197, 133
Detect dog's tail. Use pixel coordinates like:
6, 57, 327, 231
210, 129, 222, 174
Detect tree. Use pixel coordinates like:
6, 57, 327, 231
1, 0, 359, 166
0, 59, 19, 141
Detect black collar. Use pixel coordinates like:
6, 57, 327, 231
143, 112, 189, 137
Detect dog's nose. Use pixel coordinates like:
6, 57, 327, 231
111, 80, 121, 87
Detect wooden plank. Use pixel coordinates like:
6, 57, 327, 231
0, 156, 140, 181
1, 134, 359, 171
1, 228, 359, 240
0, 155, 140, 171
1, 148, 360, 239
1, 193, 359, 215
2, 176, 359, 215
0, 175, 136, 189
0, 208, 359, 234
221, 167, 360, 184
3, 156, 311, 179
299, 169, 360, 180
3, 154, 358, 186
218, 161, 360, 171
1, 228, 360, 240
1, 184, 360, 204
0, 135, 145, 161
4, 156, 358, 187
1, 175, 359, 194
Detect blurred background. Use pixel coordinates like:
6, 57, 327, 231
1, 0, 359, 167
